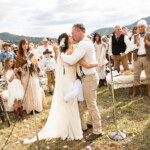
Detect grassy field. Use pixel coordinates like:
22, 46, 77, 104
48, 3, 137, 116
0, 86, 150, 150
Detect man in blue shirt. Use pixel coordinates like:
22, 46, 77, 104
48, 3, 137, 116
0, 43, 16, 62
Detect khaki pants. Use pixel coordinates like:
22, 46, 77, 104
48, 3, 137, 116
133, 57, 150, 85
78, 101, 87, 130
46, 71, 55, 92
114, 55, 129, 72
81, 73, 102, 134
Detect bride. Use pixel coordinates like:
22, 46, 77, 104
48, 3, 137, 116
24, 33, 98, 143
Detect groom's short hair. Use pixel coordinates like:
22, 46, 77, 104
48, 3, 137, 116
73, 24, 86, 33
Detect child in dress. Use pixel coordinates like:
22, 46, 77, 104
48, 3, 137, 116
4, 57, 24, 118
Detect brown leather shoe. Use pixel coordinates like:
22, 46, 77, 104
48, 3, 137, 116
86, 133, 103, 141
130, 86, 138, 98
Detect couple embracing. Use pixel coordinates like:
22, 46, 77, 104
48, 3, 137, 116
24, 24, 102, 143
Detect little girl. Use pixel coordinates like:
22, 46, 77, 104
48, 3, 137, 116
4, 57, 24, 118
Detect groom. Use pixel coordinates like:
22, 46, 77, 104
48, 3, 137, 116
61, 24, 102, 141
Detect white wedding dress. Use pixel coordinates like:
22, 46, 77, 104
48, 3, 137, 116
24, 54, 83, 144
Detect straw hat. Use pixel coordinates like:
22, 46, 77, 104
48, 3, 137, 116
41, 38, 48, 44
11, 44, 18, 49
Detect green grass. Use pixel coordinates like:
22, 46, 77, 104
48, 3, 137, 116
0, 87, 150, 150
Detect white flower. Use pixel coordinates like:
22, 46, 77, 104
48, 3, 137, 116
59, 38, 65, 47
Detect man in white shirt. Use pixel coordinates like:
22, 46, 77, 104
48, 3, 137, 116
61, 24, 102, 141
130, 20, 150, 98
109, 25, 131, 72
35, 38, 55, 70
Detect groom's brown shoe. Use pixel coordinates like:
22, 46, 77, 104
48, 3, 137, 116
86, 133, 103, 141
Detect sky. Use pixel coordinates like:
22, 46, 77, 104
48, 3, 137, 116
0, 0, 150, 38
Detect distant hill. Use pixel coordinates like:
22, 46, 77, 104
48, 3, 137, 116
0, 32, 57, 46
92, 16, 150, 35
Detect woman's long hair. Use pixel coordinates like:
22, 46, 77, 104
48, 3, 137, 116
4, 57, 15, 79
19, 38, 29, 56
93, 32, 101, 43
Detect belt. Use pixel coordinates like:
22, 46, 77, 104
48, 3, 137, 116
46, 71, 53, 72
137, 54, 146, 57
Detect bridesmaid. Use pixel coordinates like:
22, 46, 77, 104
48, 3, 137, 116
16, 38, 43, 114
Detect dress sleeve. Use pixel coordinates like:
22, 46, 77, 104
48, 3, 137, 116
64, 79, 80, 101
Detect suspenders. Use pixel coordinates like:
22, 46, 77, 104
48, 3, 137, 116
80, 66, 85, 78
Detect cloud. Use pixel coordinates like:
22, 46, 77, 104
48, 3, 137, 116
0, 0, 149, 38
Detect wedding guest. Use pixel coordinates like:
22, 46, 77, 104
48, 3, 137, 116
16, 38, 43, 114
127, 26, 139, 64
93, 33, 107, 87
47, 38, 58, 61
4, 57, 24, 118
43, 49, 56, 95
34, 38, 55, 70
12, 44, 19, 56
130, 20, 150, 98
0, 43, 16, 62
109, 25, 131, 72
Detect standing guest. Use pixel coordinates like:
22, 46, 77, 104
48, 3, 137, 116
47, 38, 58, 61
4, 57, 24, 118
16, 38, 43, 114
130, 20, 150, 98
12, 44, 19, 56
0, 43, 16, 62
109, 25, 131, 72
43, 49, 56, 95
35, 38, 55, 70
122, 27, 133, 64
93, 33, 107, 87
122, 26, 132, 39
127, 26, 139, 64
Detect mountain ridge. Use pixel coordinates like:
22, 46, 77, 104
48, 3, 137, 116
92, 16, 150, 35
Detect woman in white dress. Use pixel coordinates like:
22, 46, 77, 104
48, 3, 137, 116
4, 57, 24, 118
24, 33, 98, 143
93, 33, 108, 87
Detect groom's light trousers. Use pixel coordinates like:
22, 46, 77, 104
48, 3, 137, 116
82, 73, 102, 134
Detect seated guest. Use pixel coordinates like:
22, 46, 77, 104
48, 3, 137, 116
109, 25, 131, 72
0, 43, 16, 62
16, 38, 43, 114
43, 49, 56, 95
130, 20, 150, 98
